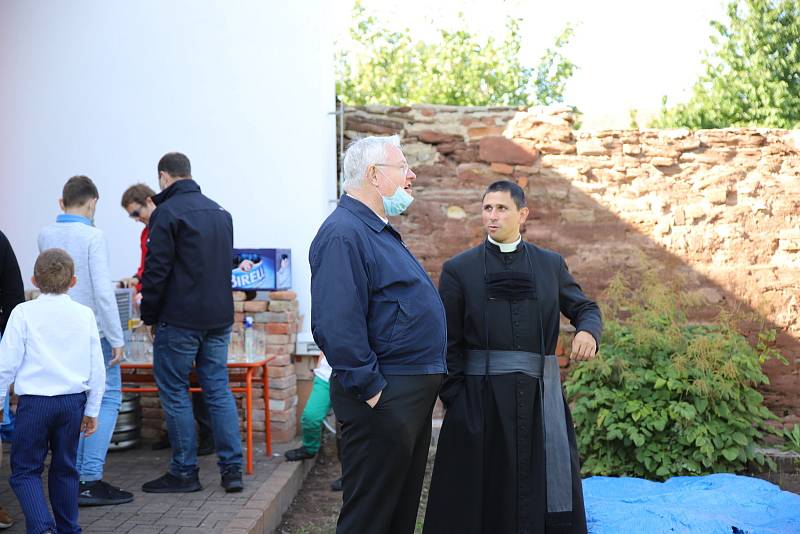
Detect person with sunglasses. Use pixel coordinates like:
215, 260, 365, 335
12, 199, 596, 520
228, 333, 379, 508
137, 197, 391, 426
120, 184, 157, 294
120, 183, 216, 457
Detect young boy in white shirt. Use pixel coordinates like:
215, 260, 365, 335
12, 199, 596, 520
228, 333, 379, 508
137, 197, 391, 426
0, 248, 106, 534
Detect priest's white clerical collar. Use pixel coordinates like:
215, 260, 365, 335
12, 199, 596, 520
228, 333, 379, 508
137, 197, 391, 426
488, 234, 521, 253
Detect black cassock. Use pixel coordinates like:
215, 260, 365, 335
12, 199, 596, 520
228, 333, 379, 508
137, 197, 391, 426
423, 240, 602, 534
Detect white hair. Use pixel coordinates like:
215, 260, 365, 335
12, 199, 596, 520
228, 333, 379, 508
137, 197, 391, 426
341, 135, 401, 192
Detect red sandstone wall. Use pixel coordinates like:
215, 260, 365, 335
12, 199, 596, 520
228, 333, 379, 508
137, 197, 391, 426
339, 104, 800, 426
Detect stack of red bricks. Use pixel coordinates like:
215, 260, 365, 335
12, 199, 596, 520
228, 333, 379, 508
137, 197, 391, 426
136, 291, 302, 445
232, 290, 301, 444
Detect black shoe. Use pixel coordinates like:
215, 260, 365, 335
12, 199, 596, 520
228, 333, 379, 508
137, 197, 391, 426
142, 471, 202, 493
78, 480, 134, 506
284, 446, 315, 461
197, 437, 215, 457
330, 477, 343, 492
221, 466, 243, 493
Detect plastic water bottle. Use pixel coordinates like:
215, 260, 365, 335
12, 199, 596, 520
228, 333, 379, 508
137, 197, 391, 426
244, 316, 255, 361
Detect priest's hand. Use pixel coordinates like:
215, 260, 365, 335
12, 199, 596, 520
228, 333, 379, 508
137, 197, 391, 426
570, 331, 597, 361
366, 390, 382, 408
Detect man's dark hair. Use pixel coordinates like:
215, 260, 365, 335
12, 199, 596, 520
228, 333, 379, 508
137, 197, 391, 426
62, 175, 99, 208
483, 180, 526, 210
158, 152, 192, 178
34, 248, 74, 294
121, 183, 156, 208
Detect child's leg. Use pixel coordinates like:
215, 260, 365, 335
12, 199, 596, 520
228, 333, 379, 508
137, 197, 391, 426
9, 395, 57, 533
48, 393, 86, 534
301, 377, 331, 454
77, 338, 122, 482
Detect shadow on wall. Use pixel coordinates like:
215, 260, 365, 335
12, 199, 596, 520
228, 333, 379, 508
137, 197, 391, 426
338, 104, 800, 425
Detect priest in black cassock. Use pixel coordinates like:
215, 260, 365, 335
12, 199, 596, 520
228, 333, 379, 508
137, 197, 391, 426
423, 180, 602, 534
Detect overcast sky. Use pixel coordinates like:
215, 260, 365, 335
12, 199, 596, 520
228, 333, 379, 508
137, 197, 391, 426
331, 0, 729, 128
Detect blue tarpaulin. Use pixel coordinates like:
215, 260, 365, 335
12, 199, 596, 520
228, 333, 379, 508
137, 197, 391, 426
584, 473, 800, 534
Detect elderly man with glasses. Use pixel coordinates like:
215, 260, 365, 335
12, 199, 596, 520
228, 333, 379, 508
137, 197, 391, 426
309, 135, 447, 534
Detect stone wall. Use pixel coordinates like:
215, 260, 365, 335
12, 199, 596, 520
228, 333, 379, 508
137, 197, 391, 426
339, 104, 800, 423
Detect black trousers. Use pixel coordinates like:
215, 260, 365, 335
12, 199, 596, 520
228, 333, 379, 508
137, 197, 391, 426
332, 373, 443, 534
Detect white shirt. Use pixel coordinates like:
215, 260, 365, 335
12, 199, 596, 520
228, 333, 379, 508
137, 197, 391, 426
488, 234, 522, 253
0, 293, 106, 417
38, 219, 125, 348
313, 354, 332, 382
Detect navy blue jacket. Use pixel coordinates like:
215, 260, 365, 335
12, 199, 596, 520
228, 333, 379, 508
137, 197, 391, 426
309, 195, 447, 400
140, 179, 234, 330
0, 231, 24, 335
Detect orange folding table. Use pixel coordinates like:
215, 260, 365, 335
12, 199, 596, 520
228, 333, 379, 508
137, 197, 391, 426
120, 358, 274, 474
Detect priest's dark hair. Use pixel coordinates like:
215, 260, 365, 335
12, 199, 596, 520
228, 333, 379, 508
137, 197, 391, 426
484, 180, 526, 210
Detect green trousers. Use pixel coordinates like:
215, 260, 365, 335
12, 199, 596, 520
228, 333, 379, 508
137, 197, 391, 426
301, 376, 331, 454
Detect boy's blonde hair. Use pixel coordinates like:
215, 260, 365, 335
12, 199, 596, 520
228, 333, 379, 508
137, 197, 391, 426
34, 249, 74, 294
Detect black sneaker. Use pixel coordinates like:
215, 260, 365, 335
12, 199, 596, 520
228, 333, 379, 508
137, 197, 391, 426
221, 466, 243, 493
78, 480, 134, 506
142, 471, 202, 493
284, 446, 315, 461
330, 477, 343, 492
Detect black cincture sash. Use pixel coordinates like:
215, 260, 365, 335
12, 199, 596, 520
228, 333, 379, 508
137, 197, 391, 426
485, 271, 537, 301
464, 349, 573, 516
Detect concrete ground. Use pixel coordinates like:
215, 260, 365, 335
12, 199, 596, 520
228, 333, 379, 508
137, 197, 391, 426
0, 440, 304, 533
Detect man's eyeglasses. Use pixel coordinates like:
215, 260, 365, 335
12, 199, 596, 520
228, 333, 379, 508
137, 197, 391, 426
374, 163, 410, 175
128, 210, 141, 219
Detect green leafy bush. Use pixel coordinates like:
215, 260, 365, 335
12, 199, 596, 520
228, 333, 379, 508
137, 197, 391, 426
652, 0, 800, 129
565, 273, 780, 479
784, 424, 800, 453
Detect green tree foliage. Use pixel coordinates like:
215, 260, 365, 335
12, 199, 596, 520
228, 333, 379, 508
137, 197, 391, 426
654, 0, 800, 128
565, 271, 782, 479
336, 2, 576, 107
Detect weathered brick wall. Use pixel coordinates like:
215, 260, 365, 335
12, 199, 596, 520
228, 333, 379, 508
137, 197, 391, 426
340, 104, 800, 424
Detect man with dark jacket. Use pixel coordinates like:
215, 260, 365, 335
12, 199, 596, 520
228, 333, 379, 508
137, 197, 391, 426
0, 231, 24, 337
0, 230, 24, 529
310, 136, 446, 533
140, 152, 243, 494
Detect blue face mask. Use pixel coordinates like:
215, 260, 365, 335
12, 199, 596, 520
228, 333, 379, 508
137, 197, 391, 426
382, 186, 414, 216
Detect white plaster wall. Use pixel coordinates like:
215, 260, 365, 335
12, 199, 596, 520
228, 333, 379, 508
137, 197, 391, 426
0, 0, 337, 333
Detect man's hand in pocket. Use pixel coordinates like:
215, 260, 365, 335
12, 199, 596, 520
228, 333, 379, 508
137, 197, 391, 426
366, 390, 382, 408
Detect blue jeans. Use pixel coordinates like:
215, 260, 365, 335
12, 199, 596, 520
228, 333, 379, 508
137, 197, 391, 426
1, 365, 12, 442
0, 332, 13, 440
153, 323, 243, 477
76, 337, 121, 482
